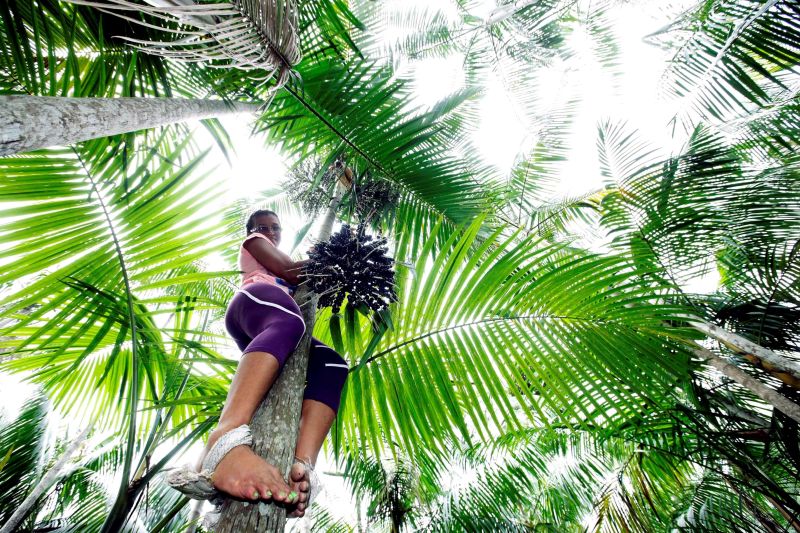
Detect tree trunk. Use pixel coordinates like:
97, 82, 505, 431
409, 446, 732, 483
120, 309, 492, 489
694, 347, 800, 424
692, 320, 800, 381
0, 95, 259, 156
0, 423, 93, 533
216, 189, 343, 532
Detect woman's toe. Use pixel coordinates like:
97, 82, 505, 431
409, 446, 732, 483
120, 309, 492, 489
244, 485, 263, 501
256, 483, 272, 500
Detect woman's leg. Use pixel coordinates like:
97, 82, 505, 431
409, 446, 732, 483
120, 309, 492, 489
200, 286, 306, 502
199, 351, 293, 501
288, 340, 349, 516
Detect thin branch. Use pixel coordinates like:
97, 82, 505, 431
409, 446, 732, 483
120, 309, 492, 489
359, 313, 614, 368
0, 423, 93, 533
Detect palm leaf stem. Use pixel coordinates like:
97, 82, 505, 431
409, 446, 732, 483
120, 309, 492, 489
359, 313, 626, 368
693, 347, 800, 423
0, 423, 93, 533
280, 81, 469, 224
283, 81, 388, 176
73, 145, 140, 533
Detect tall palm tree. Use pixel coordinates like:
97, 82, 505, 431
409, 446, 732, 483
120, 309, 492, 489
0, 1, 498, 531
1, 0, 800, 531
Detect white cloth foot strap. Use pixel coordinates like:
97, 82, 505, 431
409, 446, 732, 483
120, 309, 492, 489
294, 457, 322, 504
202, 425, 253, 473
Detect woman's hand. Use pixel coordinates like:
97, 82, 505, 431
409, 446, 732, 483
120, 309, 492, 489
244, 238, 306, 285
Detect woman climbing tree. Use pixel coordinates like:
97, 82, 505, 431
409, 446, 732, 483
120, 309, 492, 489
193, 209, 349, 518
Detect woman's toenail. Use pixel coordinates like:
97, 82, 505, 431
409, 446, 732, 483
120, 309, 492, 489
265, 490, 272, 499
252, 490, 260, 500
288, 491, 298, 501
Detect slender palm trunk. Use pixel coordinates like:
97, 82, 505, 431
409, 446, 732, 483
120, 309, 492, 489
694, 347, 800, 424
216, 187, 344, 532
0, 95, 259, 156
0, 423, 93, 533
692, 320, 800, 382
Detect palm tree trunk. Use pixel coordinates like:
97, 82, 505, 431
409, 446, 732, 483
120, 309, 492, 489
0, 95, 259, 156
0, 423, 93, 533
216, 186, 344, 532
694, 347, 800, 424
693, 320, 800, 378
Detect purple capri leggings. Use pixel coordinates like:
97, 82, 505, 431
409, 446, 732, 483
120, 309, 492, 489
225, 282, 348, 413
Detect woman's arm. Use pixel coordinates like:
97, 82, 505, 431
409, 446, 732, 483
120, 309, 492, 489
244, 238, 307, 285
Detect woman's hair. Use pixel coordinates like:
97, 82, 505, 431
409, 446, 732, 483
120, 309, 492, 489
245, 209, 279, 234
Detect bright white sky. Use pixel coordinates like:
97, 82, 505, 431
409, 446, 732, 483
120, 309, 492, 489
209, 0, 693, 208
1, 0, 712, 528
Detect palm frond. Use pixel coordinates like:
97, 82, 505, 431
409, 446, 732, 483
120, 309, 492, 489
712, 239, 800, 353
256, 58, 490, 225
653, 0, 800, 126
324, 217, 696, 460
0, 129, 231, 436
62, 0, 301, 81
0, 393, 49, 526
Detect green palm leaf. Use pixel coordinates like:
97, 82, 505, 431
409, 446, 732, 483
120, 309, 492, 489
0, 394, 49, 526
0, 129, 234, 519
256, 58, 490, 225
653, 0, 800, 126
322, 217, 695, 460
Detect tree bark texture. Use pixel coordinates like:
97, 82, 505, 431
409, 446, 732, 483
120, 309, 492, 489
693, 320, 800, 382
0, 95, 259, 156
216, 191, 342, 532
694, 347, 800, 424
215, 287, 317, 532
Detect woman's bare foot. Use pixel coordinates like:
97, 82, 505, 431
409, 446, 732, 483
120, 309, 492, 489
287, 461, 311, 517
198, 427, 296, 503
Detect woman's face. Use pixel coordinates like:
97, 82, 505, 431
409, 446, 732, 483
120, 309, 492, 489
253, 213, 282, 245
